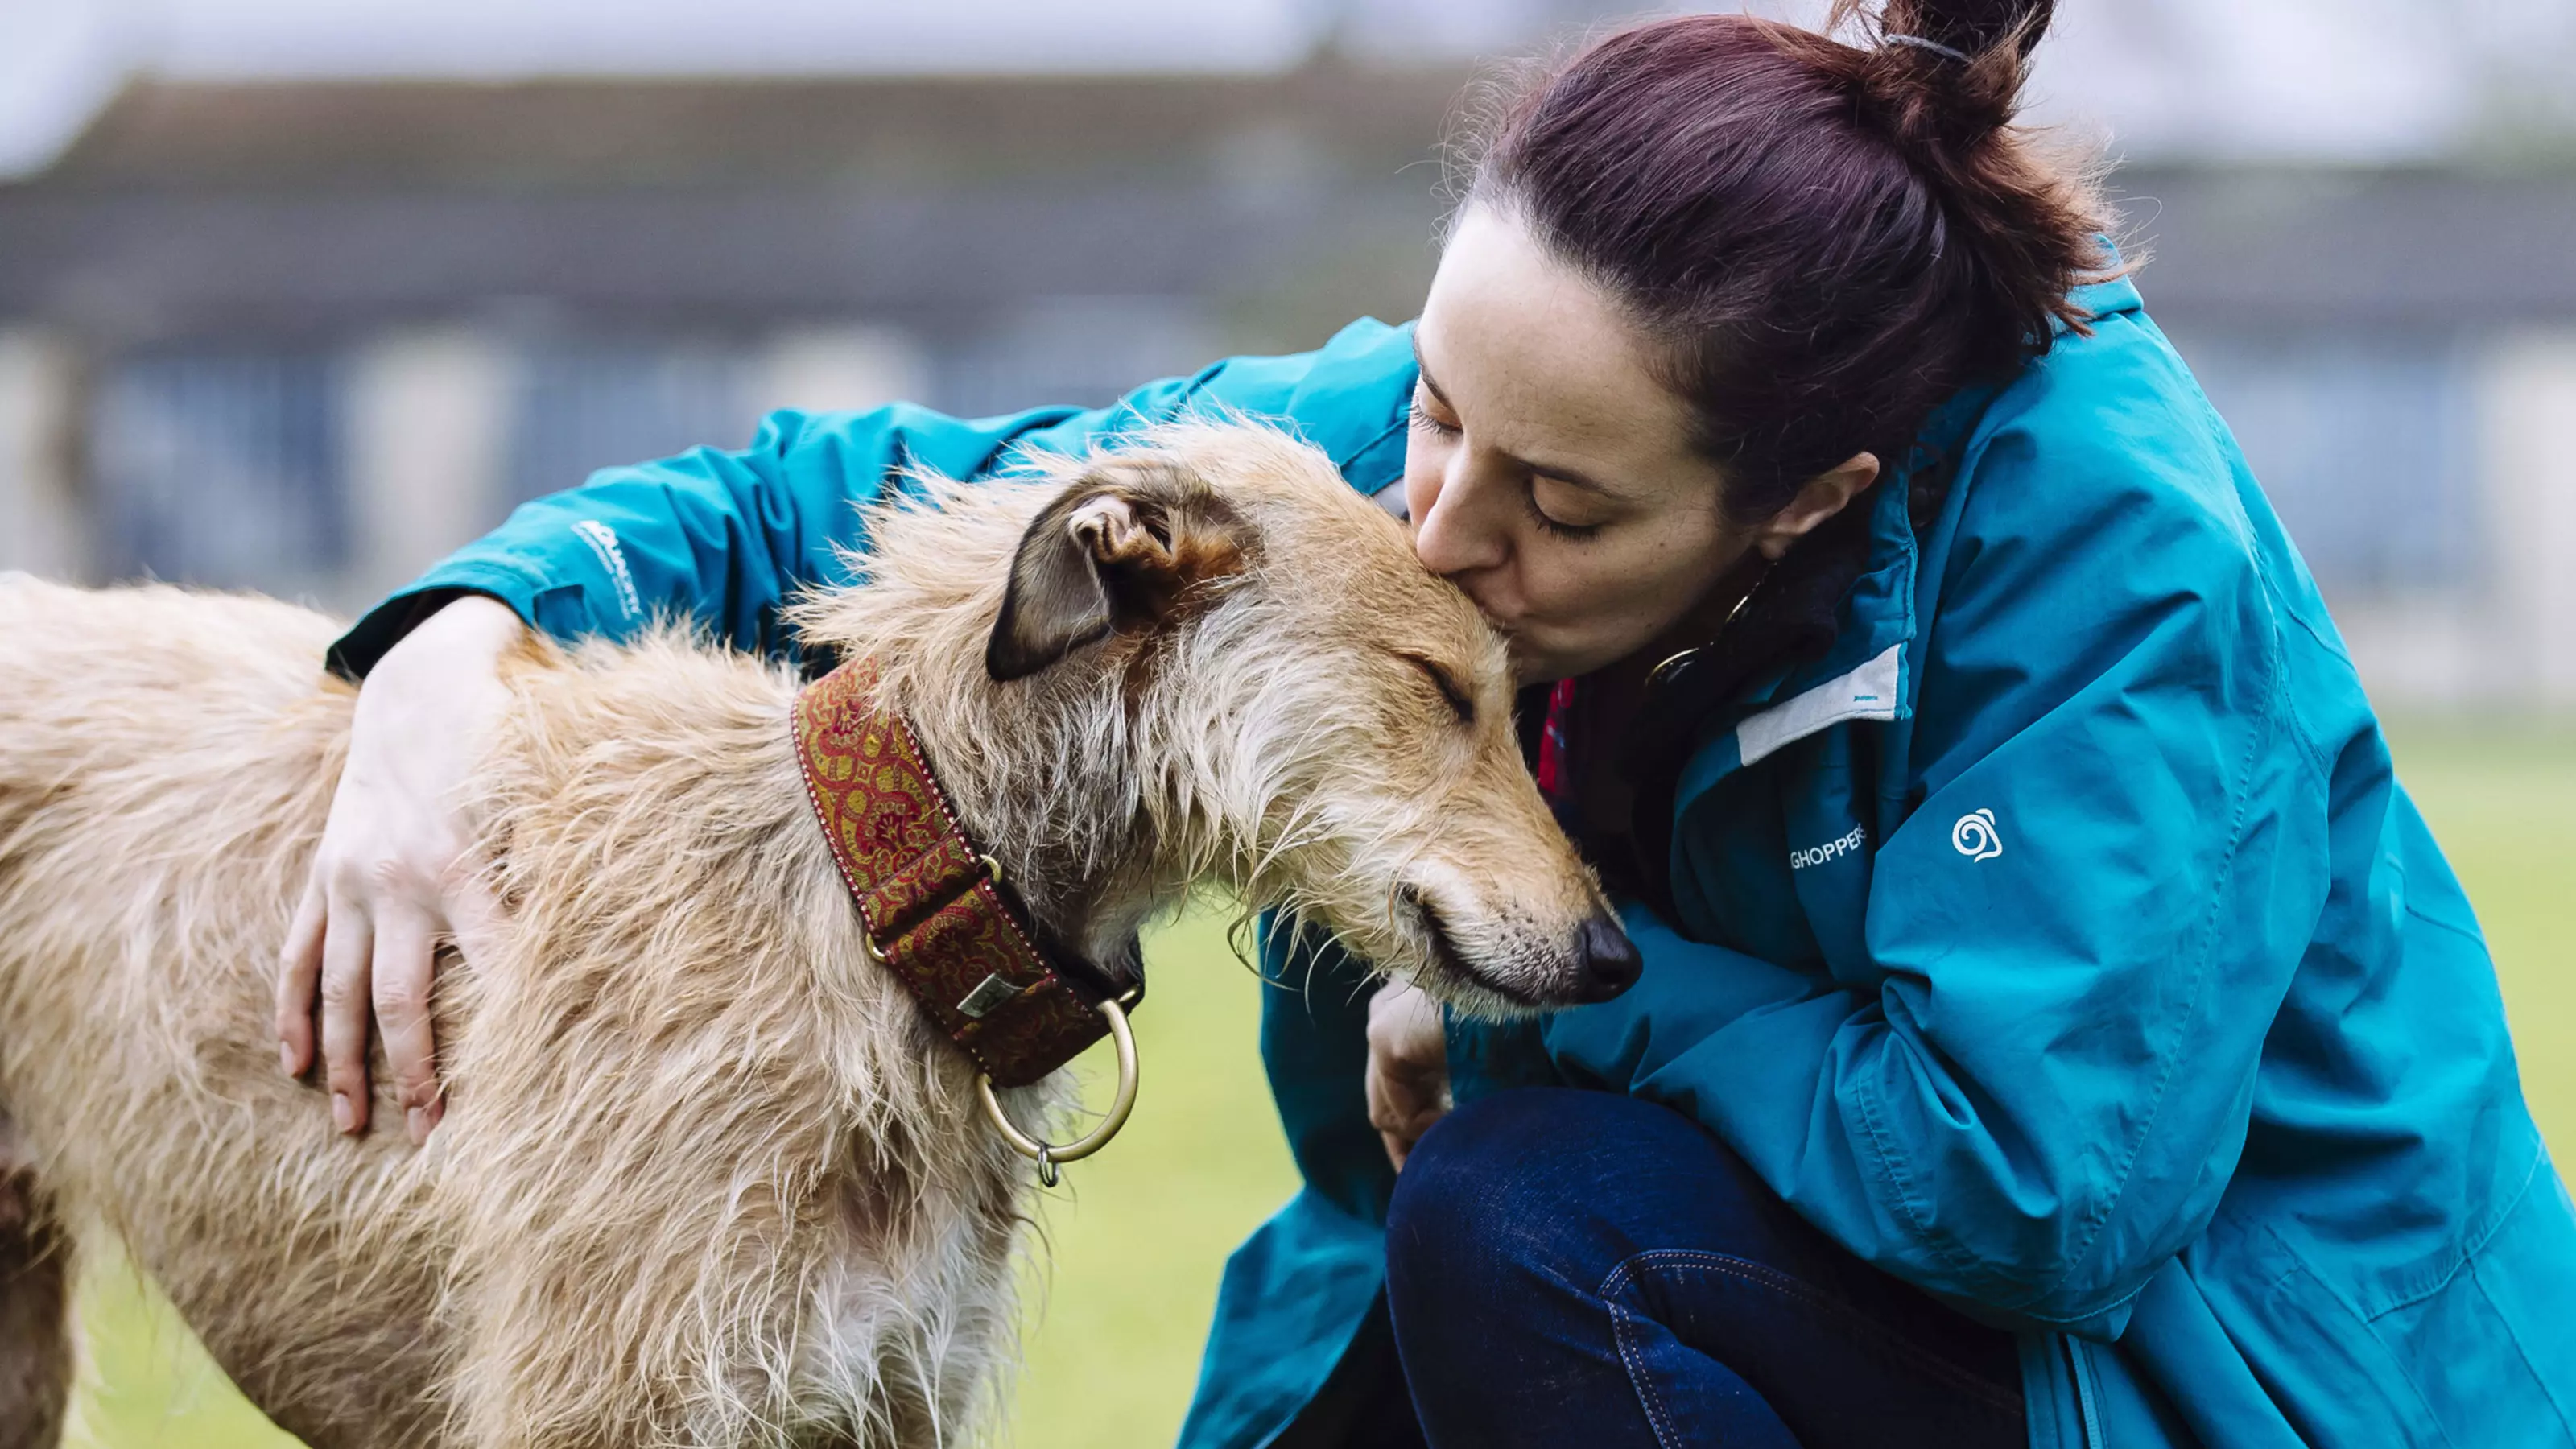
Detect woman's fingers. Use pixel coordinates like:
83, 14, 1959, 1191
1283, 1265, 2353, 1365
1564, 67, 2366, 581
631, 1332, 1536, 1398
1373, 1103, 1444, 1171
275, 876, 328, 1078
1366, 981, 1453, 1171
316, 898, 375, 1134
370, 904, 442, 1146
402, 873, 502, 1144
1365, 1061, 1406, 1170
1368, 1053, 1450, 1171
274, 595, 522, 1144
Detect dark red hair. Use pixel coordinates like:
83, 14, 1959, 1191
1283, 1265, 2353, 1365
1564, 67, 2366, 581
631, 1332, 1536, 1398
1468, 0, 2116, 520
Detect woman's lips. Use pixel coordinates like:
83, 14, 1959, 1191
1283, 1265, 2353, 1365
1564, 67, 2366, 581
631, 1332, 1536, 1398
1460, 592, 1521, 635
1447, 577, 1534, 648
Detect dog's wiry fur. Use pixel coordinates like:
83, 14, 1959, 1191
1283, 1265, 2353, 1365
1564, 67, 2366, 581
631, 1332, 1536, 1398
0, 422, 1614, 1447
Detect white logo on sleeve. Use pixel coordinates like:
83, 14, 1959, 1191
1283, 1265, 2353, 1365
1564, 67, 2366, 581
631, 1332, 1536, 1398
1951, 808, 2002, 861
572, 519, 644, 622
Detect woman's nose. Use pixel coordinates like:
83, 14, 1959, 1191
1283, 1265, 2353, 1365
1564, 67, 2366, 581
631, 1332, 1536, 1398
1410, 469, 1509, 579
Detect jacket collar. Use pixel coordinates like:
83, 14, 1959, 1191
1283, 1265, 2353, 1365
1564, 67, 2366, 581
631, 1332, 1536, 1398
1670, 266, 2147, 804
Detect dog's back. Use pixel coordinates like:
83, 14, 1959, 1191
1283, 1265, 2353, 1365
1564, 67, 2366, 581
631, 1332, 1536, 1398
0, 576, 455, 1445
0, 576, 1032, 1449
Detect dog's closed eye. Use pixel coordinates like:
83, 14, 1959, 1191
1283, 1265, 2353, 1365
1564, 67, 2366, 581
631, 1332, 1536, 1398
1397, 652, 1476, 727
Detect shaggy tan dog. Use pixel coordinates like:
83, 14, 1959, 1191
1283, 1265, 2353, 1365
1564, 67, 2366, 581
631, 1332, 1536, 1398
0, 423, 1628, 1448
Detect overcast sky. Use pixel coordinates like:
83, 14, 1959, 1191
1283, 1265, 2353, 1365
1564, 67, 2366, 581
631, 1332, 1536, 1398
4, 0, 2573, 178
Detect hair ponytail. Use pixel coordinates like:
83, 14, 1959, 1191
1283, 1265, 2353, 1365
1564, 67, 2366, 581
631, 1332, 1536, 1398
1842, 0, 2038, 150
1872, 0, 2054, 65
1837, 0, 2110, 366
1468, 1, 2121, 520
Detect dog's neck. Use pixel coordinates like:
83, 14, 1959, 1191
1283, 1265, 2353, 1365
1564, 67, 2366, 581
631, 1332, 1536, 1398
782, 480, 1193, 968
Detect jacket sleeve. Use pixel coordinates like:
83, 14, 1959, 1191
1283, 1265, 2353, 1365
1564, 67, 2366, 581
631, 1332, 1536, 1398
326, 321, 1418, 677
1543, 382, 2335, 1340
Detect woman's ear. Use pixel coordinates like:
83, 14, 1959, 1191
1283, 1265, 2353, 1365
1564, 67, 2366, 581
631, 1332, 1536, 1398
985, 459, 1250, 682
1752, 452, 1880, 560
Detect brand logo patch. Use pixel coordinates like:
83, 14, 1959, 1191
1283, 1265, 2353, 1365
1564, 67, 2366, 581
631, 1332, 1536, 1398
572, 518, 644, 622
1789, 823, 1868, 872
1951, 808, 2002, 861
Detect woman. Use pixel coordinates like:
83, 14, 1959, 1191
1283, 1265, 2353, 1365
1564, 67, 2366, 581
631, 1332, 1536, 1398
275, 2, 2576, 1444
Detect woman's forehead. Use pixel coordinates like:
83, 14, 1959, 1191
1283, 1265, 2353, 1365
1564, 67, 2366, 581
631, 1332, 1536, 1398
1420, 207, 1708, 499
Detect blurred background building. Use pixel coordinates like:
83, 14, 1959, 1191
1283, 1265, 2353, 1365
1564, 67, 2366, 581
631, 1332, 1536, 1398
3, 0, 2574, 704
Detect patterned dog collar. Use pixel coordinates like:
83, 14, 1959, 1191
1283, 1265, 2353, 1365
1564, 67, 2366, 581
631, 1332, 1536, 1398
791, 658, 1126, 1088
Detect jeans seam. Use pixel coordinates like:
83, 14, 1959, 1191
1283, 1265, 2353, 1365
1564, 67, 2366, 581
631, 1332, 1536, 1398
1606, 1298, 1686, 1449
1599, 1249, 2025, 1416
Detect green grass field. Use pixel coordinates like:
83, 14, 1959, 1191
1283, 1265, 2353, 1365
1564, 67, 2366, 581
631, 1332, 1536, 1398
60, 720, 2576, 1448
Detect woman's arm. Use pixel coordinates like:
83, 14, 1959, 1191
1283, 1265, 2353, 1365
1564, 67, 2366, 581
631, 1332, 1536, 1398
288, 319, 1420, 1140
327, 320, 1418, 679
329, 398, 1130, 679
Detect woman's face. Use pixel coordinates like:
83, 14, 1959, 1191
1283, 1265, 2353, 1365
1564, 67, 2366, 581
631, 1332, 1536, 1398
1403, 203, 1872, 684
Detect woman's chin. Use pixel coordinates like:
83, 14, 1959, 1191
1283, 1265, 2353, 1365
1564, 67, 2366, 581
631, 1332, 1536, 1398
1509, 639, 1608, 688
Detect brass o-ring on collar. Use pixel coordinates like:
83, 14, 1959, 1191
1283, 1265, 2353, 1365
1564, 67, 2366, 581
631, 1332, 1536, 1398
975, 997, 1139, 1186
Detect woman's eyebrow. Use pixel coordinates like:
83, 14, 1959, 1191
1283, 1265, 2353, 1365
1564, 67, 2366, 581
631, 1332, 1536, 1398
1412, 339, 1628, 502
1527, 460, 1620, 498
1411, 341, 1453, 407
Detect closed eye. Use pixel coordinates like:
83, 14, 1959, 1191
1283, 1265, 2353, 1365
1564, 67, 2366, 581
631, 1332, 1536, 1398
1398, 652, 1476, 727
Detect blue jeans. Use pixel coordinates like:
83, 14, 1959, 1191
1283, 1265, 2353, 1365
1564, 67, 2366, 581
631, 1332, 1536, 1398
1381, 1088, 2026, 1448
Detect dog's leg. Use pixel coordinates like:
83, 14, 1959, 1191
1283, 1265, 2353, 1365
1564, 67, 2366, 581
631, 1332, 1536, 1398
0, 1139, 73, 1449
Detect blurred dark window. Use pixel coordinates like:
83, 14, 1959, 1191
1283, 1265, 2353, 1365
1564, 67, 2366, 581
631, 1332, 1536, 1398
89, 349, 349, 592
2172, 328, 2483, 595
506, 343, 759, 503
934, 298, 1216, 419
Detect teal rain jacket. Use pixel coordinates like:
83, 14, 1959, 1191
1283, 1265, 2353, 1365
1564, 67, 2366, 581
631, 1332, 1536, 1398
337, 287, 2576, 1449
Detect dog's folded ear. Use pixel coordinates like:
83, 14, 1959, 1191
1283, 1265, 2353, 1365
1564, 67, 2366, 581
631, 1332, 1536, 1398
986, 458, 1250, 682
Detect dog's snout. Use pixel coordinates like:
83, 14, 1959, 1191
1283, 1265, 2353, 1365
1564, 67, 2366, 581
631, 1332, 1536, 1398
1572, 914, 1641, 1001
1396, 884, 1638, 1011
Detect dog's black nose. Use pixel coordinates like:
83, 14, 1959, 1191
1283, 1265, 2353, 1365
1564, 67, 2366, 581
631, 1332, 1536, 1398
1571, 914, 1641, 1001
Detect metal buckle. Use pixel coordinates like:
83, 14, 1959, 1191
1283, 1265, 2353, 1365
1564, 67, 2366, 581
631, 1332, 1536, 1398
956, 973, 1026, 1020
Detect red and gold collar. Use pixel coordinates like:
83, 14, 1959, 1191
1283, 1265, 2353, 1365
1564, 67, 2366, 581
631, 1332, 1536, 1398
790, 659, 1129, 1090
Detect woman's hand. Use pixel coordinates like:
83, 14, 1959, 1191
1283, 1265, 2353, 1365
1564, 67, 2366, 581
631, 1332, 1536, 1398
276, 594, 520, 1145
1366, 980, 1452, 1171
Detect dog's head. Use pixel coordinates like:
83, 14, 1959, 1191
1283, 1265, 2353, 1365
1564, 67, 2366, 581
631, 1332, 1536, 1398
979, 421, 1637, 1017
